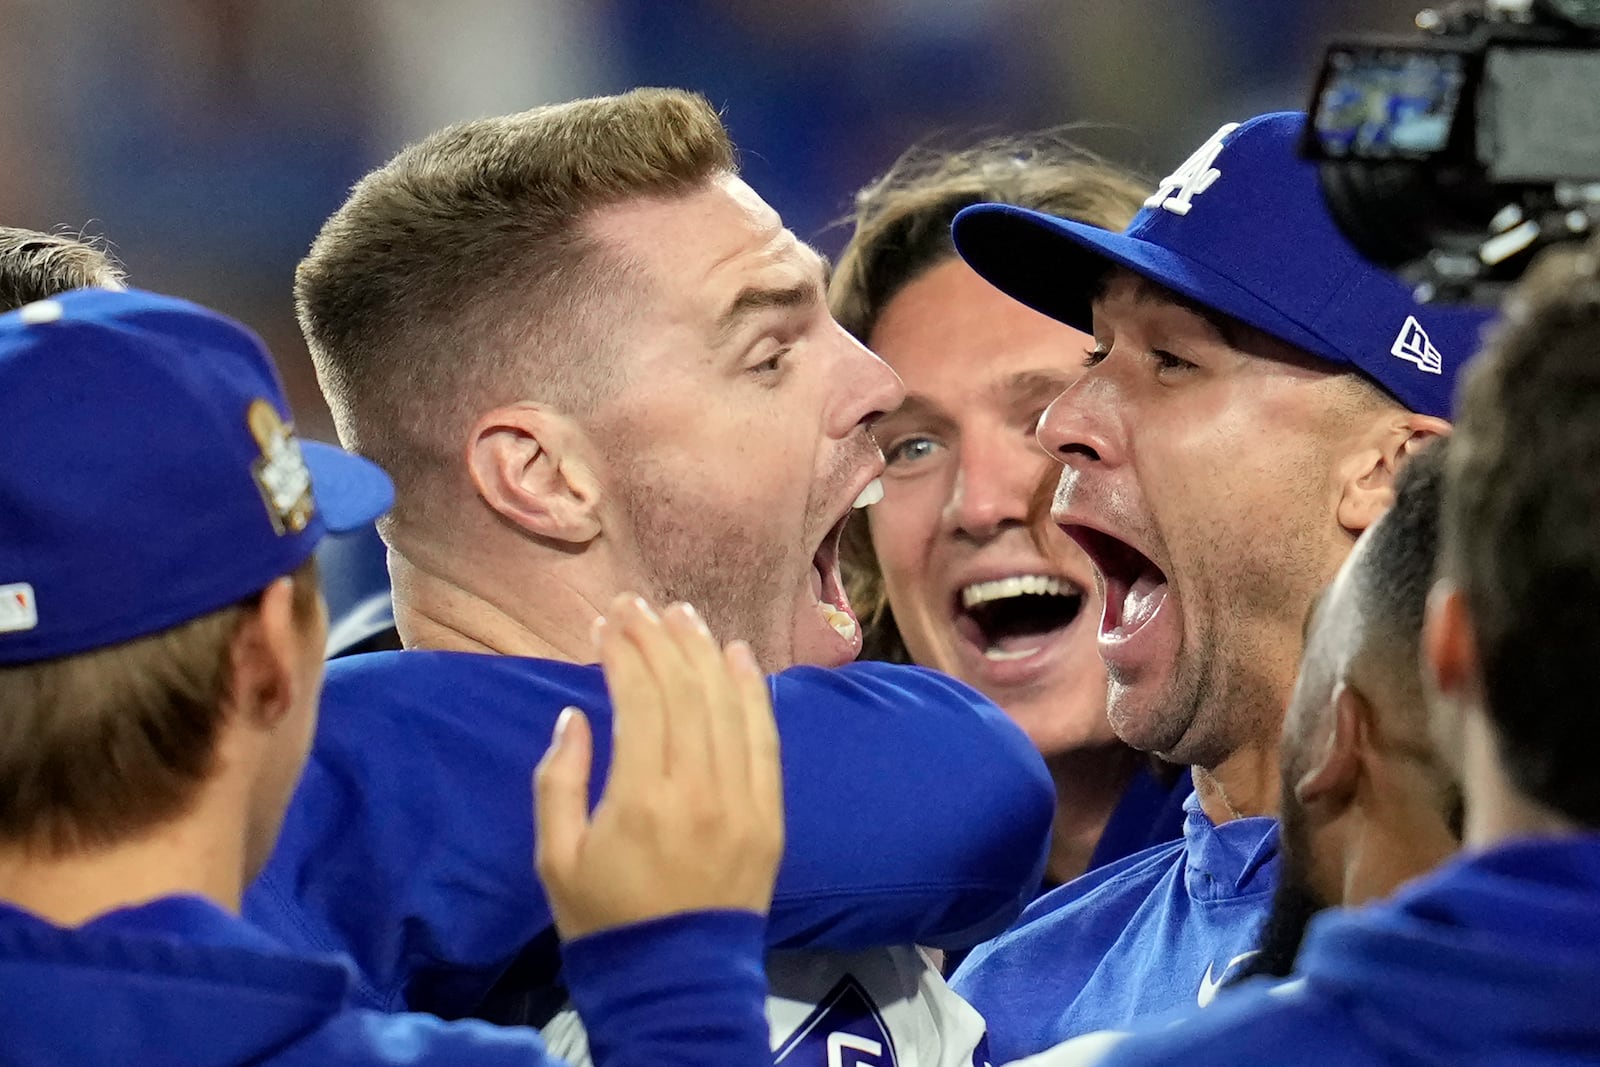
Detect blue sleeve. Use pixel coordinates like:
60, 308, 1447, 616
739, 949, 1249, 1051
323, 911, 771, 1067
247, 653, 1052, 1014
766, 662, 1053, 950
1090, 981, 1384, 1067
564, 911, 770, 1066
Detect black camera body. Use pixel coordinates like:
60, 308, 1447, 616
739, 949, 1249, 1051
1302, 0, 1600, 304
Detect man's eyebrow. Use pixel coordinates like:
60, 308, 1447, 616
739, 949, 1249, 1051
990, 368, 1074, 409
875, 392, 950, 431
714, 245, 828, 345
1092, 273, 1244, 348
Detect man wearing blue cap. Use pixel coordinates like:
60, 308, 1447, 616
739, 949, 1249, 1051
1040, 236, 1600, 1067
0, 287, 791, 1065
944, 112, 1497, 1057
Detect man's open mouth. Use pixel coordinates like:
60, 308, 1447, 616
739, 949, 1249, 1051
952, 574, 1085, 661
809, 479, 882, 645
1063, 525, 1169, 640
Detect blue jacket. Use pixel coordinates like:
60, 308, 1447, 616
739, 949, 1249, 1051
1094, 835, 1600, 1066
246, 652, 1055, 1015
952, 791, 1278, 1062
0, 895, 769, 1066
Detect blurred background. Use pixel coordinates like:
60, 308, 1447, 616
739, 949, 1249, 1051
0, 0, 1417, 441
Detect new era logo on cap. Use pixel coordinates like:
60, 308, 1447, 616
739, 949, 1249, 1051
1391, 315, 1444, 375
0, 583, 38, 634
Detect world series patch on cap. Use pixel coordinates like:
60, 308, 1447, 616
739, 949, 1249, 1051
952, 111, 1498, 419
0, 287, 393, 664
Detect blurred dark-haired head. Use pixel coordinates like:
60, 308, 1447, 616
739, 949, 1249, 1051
1437, 239, 1600, 830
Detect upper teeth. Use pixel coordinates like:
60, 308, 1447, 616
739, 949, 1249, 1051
962, 575, 1070, 609
852, 478, 884, 509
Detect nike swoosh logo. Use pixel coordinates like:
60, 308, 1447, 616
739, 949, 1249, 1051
1197, 950, 1259, 1007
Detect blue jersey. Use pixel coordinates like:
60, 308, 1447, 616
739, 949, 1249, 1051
247, 651, 1055, 1016
0, 895, 769, 1067
951, 791, 1277, 1062
1090, 835, 1600, 1067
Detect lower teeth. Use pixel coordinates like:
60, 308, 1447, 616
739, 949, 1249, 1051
984, 647, 1040, 662
821, 603, 857, 642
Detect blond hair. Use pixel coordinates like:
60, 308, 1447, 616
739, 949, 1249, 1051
296, 88, 736, 534
831, 133, 1149, 663
0, 228, 125, 312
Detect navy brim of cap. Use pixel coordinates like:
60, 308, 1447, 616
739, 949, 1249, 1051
302, 442, 394, 534
951, 202, 1351, 370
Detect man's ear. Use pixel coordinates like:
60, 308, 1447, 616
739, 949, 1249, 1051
468, 402, 602, 545
1423, 580, 1480, 706
228, 576, 309, 731
1422, 580, 1481, 784
1295, 681, 1369, 811
1335, 414, 1450, 535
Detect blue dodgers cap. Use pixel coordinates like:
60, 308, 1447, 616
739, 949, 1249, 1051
952, 112, 1497, 419
0, 287, 394, 663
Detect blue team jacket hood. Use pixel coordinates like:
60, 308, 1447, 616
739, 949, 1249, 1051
0, 896, 352, 1066
1301, 836, 1600, 1057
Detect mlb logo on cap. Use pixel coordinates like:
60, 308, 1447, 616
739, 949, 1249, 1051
0, 288, 393, 664
952, 111, 1497, 419
0, 584, 37, 635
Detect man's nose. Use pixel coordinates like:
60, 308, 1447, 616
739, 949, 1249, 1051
1037, 374, 1122, 471
943, 433, 1047, 542
835, 330, 905, 439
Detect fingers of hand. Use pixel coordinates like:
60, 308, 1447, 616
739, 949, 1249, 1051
727, 640, 784, 867
598, 595, 667, 787
663, 602, 749, 792
534, 706, 594, 889
623, 599, 709, 781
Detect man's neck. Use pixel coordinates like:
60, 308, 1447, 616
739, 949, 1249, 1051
1462, 710, 1579, 849
1043, 744, 1144, 886
390, 551, 601, 663
1339, 804, 1458, 908
0, 808, 248, 928
1194, 741, 1280, 825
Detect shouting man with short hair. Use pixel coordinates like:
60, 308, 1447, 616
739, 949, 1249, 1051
250, 88, 1054, 1067
946, 112, 1495, 1057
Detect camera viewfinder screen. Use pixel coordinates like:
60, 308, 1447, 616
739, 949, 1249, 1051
1312, 47, 1466, 160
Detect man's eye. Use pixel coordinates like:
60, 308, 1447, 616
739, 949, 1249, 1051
750, 348, 790, 375
1152, 349, 1195, 372
886, 436, 940, 466
1083, 344, 1109, 368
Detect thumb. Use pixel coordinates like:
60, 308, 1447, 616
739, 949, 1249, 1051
534, 706, 594, 884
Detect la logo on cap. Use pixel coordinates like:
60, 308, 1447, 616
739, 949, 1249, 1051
1146, 122, 1241, 217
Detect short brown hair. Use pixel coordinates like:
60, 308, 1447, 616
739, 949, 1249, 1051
1442, 240, 1600, 828
0, 228, 125, 312
831, 134, 1149, 662
0, 558, 319, 855
296, 88, 736, 533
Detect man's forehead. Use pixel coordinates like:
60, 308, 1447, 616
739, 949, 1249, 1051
1090, 268, 1237, 338
585, 175, 825, 309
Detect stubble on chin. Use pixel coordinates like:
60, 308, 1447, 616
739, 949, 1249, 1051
615, 473, 790, 665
